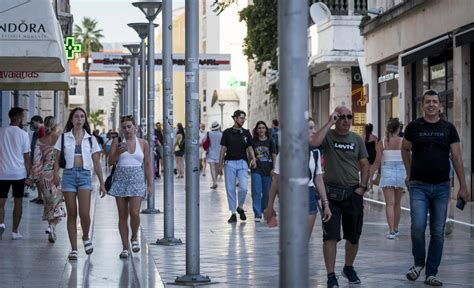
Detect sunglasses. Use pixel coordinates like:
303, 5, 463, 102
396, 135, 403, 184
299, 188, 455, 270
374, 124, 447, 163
121, 115, 134, 121
338, 114, 353, 120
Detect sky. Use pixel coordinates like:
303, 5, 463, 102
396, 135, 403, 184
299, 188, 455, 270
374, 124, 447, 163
71, 0, 185, 44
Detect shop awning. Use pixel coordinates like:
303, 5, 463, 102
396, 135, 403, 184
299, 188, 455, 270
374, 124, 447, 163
455, 24, 474, 47
400, 35, 450, 66
0, 0, 67, 73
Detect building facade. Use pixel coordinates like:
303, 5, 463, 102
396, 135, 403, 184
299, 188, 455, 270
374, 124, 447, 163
362, 0, 473, 199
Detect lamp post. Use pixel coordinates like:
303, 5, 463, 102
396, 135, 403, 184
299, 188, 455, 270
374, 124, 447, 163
121, 57, 132, 115
156, 0, 182, 246
132, 0, 163, 215
118, 66, 130, 115
218, 102, 225, 128
123, 44, 141, 122
128, 22, 157, 138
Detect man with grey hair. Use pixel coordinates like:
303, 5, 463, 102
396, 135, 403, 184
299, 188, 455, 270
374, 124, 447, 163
313, 106, 370, 288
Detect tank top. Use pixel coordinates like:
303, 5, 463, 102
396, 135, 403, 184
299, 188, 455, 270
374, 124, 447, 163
382, 139, 402, 162
117, 137, 144, 167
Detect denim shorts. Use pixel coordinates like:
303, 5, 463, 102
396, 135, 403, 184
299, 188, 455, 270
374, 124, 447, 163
61, 168, 93, 192
380, 161, 406, 188
308, 186, 318, 215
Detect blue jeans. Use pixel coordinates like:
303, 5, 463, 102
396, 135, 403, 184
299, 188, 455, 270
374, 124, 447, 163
224, 160, 249, 213
409, 181, 450, 277
251, 172, 271, 217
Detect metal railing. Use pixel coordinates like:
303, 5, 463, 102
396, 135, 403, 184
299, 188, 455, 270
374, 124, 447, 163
312, 0, 367, 16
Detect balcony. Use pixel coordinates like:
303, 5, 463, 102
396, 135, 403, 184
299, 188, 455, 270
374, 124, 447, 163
311, 0, 367, 16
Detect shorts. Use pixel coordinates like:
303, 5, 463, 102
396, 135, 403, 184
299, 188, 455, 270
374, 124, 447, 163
323, 191, 364, 245
175, 150, 185, 157
380, 161, 406, 188
0, 179, 26, 198
308, 186, 318, 215
61, 168, 93, 192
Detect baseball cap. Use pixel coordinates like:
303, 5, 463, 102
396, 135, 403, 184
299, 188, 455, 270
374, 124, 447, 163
28, 115, 43, 124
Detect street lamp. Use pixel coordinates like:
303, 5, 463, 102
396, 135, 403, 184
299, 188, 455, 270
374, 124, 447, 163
218, 102, 225, 128
128, 22, 157, 137
119, 65, 131, 115
123, 44, 141, 123
132, 0, 162, 214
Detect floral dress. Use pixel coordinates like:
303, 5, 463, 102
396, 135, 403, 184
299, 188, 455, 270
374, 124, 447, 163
32, 142, 66, 224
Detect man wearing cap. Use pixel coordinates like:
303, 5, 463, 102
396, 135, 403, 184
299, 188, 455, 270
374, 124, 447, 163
28, 115, 43, 203
219, 110, 257, 223
0, 107, 32, 240
206, 121, 223, 189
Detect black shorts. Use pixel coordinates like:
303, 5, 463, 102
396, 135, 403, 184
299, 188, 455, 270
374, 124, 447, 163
0, 179, 26, 198
323, 192, 364, 245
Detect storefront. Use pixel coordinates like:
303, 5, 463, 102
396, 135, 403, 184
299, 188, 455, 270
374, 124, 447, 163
377, 59, 399, 137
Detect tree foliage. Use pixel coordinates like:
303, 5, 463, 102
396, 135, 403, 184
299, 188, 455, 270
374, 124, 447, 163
88, 110, 105, 131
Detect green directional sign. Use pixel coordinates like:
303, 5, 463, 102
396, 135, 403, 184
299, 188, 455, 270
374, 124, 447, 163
64, 36, 81, 60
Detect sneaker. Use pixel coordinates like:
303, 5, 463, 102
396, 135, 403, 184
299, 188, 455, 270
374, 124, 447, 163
0, 224, 5, 240
237, 207, 247, 221
255, 215, 262, 223
394, 229, 400, 237
342, 265, 361, 284
424, 275, 443, 286
386, 231, 396, 239
445, 220, 453, 235
12, 231, 23, 240
210, 184, 218, 189
406, 265, 424, 281
327, 272, 339, 288
227, 214, 237, 223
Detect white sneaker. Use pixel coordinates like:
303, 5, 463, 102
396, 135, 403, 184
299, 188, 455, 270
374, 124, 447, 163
255, 216, 262, 223
12, 231, 23, 240
386, 231, 396, 239
0, 223, 5, 240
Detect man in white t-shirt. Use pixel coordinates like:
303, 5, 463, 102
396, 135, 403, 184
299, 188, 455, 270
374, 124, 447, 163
0, 107, 32, 240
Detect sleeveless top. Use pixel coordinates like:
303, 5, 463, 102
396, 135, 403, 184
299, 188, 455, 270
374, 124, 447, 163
382, 139, 402, 162
117, 137, 144, 167
365, 141, 377, 165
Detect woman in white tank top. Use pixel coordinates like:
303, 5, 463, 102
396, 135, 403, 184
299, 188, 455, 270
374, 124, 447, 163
369, 118, 406, 239
107, 115, 153, 259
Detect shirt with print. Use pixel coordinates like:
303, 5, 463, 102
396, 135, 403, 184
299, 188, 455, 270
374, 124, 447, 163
273, 148, 322, 187
322, 130, 368, 187
220, 127, 253, 161
251, 138, 276, 176
404, 117, 459, 184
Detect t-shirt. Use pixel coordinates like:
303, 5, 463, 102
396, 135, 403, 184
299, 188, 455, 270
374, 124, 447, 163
0, 126, 30, 180
273, 148, 322, 187
404, 117, 459, 184
220, 127, 253, 161
322, 130, 368, 187
251, 138, 276, 176
271, 127, 279, 154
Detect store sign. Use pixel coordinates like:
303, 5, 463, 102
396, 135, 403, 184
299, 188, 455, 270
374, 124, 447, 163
91, 53, 231, 72
0, 69, 69, 90
378, 72, 399, 83
64, 36, 81, 60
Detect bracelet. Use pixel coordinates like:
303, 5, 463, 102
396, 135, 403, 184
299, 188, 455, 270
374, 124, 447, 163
322, 199, 329, 203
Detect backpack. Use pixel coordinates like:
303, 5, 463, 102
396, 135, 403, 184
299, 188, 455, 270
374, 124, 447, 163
203, 132, 210, 151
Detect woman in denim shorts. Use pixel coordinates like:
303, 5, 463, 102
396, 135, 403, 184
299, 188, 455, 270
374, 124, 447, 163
370, 118, 406, 239
53, 108, 105, 260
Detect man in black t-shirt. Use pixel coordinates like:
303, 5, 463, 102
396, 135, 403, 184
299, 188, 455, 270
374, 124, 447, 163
219, 110, 256, 223
402, 89, 470, 286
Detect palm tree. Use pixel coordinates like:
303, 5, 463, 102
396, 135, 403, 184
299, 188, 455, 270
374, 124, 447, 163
74, 17, 104, 114
89, 110, 105, 131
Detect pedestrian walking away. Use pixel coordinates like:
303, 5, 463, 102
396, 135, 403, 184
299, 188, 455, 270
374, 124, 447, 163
264, 118, 332, 238
271, 119, 279, 154
31, 116, 66, 243
53, 107, 106, 261
313, 106, 370, 288
206, 121, 223, 189
250, 121, 277, 222
199, 123, 208, 176
174, 122, 185, 179
402, 89, 470, 286
0, 107, 32, 241
219, 110, 257, 223
107, 115, 153, 259
28, 115, 44, 204
369, 118, 406, 239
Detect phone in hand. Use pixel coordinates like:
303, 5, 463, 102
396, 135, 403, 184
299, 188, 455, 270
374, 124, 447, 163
456, 197, 466, 211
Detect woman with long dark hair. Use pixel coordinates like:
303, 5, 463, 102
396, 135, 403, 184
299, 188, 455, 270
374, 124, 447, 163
53, 107, 105, 260
174, 122, 185, 178
250, 121, 277, 222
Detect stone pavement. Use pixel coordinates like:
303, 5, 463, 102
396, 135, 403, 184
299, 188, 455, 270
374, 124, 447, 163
0, 167, 473, 287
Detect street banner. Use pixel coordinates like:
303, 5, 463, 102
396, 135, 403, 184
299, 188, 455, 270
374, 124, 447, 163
91, 53, 231, 72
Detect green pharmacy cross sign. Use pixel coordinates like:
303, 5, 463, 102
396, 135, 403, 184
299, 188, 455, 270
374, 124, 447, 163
64, 36, 81, 60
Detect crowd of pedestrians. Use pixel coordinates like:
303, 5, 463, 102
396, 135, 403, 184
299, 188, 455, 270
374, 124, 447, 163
0, 88, 470, 287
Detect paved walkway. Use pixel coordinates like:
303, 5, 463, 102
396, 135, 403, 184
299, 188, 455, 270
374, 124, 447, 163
0, 166, 473, 287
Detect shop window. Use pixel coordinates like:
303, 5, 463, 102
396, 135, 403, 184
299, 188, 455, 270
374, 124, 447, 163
377, 59, 399, 137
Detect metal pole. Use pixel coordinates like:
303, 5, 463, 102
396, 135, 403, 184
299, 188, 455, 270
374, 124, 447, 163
219, 103, 225, 128
132, 55, 139, 122
278, 1, 309, 287
142, 15, 160, 214
157, 0, 182, 246
140, 38, 147, 137
176, 0, 210, 283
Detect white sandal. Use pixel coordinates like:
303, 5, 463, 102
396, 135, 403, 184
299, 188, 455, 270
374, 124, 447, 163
83, 239, 94, 255
68, 250, 78, 261
131, 240, 140, 253
119, 250, 130, 259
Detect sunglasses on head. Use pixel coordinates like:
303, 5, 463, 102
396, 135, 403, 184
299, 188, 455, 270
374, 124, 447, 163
338, 114, 353, 120
121, 115, 134, 121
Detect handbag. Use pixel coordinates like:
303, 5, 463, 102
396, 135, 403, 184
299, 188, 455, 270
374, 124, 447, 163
202, 132, 210, 151
326, 183, 354, 201
59, 133, 66, 169
104, 165, 116, 192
